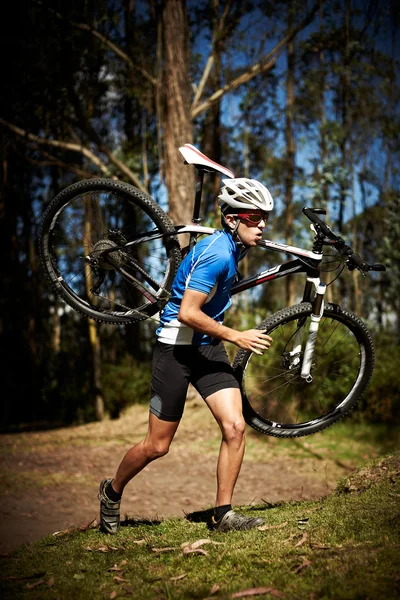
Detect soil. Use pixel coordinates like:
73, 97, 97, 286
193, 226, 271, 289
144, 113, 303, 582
0, 393, 351, 554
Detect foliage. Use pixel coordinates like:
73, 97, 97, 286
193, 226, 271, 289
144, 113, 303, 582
358, 333, 400, 424
380, 191, 400, 328
101, 356, 152, 419
1, 451, 399, 599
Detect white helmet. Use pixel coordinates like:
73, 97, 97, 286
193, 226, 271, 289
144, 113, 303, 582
218, 178, 274, 212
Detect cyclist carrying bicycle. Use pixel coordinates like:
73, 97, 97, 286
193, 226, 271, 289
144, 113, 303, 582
99, 178, 274, 533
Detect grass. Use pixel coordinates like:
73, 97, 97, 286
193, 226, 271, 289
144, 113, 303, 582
1, 452, 399, 600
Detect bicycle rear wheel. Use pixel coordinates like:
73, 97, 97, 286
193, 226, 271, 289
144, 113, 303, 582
233, 302, 374, 438
39, 178, 181, 324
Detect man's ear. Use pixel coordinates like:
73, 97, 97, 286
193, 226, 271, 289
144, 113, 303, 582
224, 214, 236, 230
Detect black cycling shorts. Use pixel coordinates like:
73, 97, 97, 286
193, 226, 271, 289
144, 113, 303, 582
150, 340, 240, 422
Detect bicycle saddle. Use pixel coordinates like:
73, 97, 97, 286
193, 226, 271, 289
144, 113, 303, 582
179, 143, 235, 179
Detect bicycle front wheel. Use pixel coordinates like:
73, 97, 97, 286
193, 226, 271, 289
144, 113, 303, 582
233, 302, 374, 438
39, 178, 181, 324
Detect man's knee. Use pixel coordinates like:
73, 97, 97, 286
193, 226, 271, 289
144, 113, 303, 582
143, 439, 170, 460
221, 417, 246, 443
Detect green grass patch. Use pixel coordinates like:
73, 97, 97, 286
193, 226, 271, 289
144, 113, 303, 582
1, 453, 399, 600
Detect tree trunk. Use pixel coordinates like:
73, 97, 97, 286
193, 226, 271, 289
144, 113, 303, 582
284, 0, 296, 306
84, 198, 105, 421
162, 0, 194, 238
338, 0, 351, 233
202, 0, 223, 211
88, 319, 105, 422
318, 1, 333, 303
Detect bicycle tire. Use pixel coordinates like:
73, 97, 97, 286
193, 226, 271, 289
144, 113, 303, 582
39, 178, 181, 324
233, 302, 374, 438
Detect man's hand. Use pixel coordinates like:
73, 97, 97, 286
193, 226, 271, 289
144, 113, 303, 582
178, 290, 273, 354
232, 329, 273, 355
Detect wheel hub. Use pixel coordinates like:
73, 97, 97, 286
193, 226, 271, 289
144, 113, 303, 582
88, 238, 123, 270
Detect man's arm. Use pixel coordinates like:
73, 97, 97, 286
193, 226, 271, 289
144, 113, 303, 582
178, 289, 272, 355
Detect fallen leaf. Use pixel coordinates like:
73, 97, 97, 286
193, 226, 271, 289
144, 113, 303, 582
232, 586, 281, 597
294, 532, 308, 547
258, 521, 288, 531
73, 573, 85, 580
310, 543, 331, 550
6, 572, 46, 582
183, 547, 209, 556
132, 539, 146, 545
181, 538, 222, 550
80, 518, 98, 531
26, 579, 45, 589
292, 559, 311, 574
181, 539, 223, 555
47, 577, 55, 587
210, 583, 220, 594
108, 564, 123, 572
52, 528, 70, 537
170, 573, 187, 582
83, 546, 93, 551
283, 533, 298, 544
110, 591, 117, 599
98, 545, 110, 553
120, 560, 128, 565
114, 576, 128, 583
151, 547, 177, 553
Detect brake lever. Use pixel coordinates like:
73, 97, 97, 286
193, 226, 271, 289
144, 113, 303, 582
368, 264, 386, 272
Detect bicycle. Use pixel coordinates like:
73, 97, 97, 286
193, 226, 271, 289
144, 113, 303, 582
39, 143, 386, 438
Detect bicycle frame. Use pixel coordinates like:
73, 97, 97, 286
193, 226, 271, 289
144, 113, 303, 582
103, 221, 328, 381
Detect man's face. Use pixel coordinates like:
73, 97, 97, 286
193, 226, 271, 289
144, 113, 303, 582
225, 210, 269, 247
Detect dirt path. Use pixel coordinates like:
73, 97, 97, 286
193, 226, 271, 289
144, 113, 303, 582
0, 395, 350, 554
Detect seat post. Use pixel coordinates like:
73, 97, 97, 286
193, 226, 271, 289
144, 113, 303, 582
188, 169, 204, 250
192, 169, 204, 224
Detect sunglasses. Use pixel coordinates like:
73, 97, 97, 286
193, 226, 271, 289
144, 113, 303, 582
234, 213, 269, 225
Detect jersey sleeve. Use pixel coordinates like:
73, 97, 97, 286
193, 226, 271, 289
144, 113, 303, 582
186, 250, 228, 295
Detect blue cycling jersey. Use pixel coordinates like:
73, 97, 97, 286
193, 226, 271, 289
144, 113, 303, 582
156, 230, 241, 345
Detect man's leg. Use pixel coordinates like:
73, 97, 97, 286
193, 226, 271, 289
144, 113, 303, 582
205, 387, 264, 531
205, 387, 246, 507
99, 413, 180, 534
112, 413, 180, 493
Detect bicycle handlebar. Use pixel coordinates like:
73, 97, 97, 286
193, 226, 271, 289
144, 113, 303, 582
302, 207, 386, 274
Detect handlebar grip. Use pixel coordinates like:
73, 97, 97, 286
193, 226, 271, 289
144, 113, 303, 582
348, 252, 369, 272
302, 207, 338, 241
369, 264, 386, 272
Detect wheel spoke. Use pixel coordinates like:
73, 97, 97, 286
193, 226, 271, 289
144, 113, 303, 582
238, 305, 371, 436
41, 181, 180, 324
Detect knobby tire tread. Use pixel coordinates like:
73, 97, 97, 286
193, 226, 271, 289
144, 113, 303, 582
233, 302, 375, 438
39, 178, 181, 324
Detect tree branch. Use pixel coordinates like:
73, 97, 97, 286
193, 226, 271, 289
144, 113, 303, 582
192, 54, 215, 109
71, 21, 156, 86
1, 119, 147, 191
191, 0, 235, 110
191, 57, 278, 118
66, 86, 148, 193
20, 147, 100, 179
34, 1, 156, 85
0, 119, 112, 175
191, 2, 319, 119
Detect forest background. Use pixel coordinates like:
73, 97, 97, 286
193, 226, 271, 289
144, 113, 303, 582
0, 0, 399, 431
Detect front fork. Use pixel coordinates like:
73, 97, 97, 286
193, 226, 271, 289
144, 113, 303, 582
289, 277, 326, 383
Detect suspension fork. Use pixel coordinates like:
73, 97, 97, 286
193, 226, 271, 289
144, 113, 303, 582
288, 277, 326, 382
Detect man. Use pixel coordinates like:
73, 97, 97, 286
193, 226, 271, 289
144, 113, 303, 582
99, 177, 274, 533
